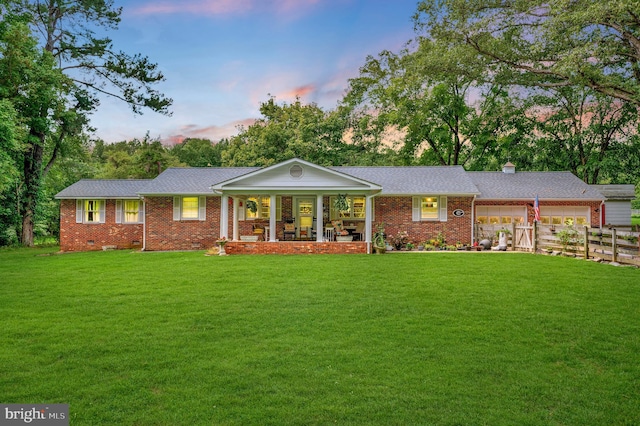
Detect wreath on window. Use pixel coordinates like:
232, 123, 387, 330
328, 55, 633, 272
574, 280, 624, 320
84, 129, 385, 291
246, 199, 258, 214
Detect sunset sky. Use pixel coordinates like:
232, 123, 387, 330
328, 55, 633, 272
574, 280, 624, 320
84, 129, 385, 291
91, 0, 419, 144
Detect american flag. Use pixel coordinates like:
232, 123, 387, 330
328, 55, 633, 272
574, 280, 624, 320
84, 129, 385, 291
534, 195, 540, 222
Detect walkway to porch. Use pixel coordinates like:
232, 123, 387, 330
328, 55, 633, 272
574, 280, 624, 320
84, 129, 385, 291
225, 241, 368, 255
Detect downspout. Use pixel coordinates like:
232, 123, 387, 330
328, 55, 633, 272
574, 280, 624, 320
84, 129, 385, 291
471, 195, 476, 244
600, 201, 605, 229
141, 196, 146, 251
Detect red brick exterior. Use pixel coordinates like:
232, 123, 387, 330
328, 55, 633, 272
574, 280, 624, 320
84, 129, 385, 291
59, 195, 602, 253
373, 196, 474, 246
226, 241, 367, 255
59, 199, 143, 252
474, 199, 602, 227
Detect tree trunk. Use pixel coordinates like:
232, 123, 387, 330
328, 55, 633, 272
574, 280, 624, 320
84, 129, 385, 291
20, 131, 46, 247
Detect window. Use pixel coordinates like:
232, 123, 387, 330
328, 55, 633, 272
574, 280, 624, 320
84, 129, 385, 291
243, 196, 281, 220
330, 196, 366, 220
475, 206, 526, 226
413, 196, 447, 222
116, 200, 143, 224
173, 196, 206, 221
421, 197, 439, 220
540, 207, 590, 228
76, 200, 105, 224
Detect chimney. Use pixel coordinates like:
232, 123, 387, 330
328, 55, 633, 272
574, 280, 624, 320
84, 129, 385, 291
502, 161, 516, 174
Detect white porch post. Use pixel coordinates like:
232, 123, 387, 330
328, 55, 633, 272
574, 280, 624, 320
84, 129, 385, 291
316, 194, 324, 242
220, 194, 229, 238
269, 194, 277, 242
365, 195, 374, 244
232, 197, 240, 241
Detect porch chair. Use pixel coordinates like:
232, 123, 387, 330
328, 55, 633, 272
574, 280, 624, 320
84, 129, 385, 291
331, 220, 350, 238
353, 222, 365, 241
283, 219, 296, 241
252, 224, 265, 241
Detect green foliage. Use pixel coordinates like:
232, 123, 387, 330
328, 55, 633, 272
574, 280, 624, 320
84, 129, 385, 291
169, 138, 227, 167
1, 250, 639, 424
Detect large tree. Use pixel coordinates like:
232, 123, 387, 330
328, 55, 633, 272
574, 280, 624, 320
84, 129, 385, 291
414, 0, 640, 106
2, 0, 171, 245
343, 38, 526, 167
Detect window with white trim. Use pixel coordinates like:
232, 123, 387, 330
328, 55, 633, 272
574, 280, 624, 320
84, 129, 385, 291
412, 196, 448, 221
173, 196, 206, 221
330, 196, 366, 220
539, 207, 589, 227
243, 196, 282, 221
75, 199, 106, 224
115, 200, 143, 224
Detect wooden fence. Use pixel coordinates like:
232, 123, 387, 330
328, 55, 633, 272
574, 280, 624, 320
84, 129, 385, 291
475, 223, 640, 266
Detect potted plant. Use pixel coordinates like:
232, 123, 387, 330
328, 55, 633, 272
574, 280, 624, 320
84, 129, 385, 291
389, 231, 409, 250
333, 194, 350, 212
215, 236, 228, 256
406, 242, 415, 251
372, 223, 386, 254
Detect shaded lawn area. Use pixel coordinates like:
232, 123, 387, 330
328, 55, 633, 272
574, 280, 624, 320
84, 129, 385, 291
0, 248, 638, 425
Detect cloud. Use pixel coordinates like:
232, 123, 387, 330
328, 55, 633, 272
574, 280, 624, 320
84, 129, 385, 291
165, 118, 258, 145
130, 0, 323, 17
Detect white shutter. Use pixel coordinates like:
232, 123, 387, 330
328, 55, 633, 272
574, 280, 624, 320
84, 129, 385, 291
173, 197, 181, 221
99, 200, 106, 223
276, 196, 282, 221
412, 196, 422, 222
198, 196, 206, 221
115, 200, 122, 224
76, 200, 83, 223
439, 196, 448, 222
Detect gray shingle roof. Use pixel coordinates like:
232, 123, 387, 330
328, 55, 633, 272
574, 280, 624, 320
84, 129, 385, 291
139, 167, 258, 195
591, 184, 636, 200
468, 171, 604, 200
332, 165, 480, 195
55, 179, 152, 199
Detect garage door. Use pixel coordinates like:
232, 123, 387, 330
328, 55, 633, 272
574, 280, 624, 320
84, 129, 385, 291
539, 206, 589, 226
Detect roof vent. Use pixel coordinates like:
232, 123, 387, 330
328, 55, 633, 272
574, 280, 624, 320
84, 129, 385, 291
289, 164, 303, 179
502, 162, 516, 174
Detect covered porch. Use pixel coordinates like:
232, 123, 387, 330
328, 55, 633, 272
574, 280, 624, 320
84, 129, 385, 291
212, 159, 382, 249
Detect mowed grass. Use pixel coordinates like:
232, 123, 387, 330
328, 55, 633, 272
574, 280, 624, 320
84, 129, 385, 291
0, 248, 638, 425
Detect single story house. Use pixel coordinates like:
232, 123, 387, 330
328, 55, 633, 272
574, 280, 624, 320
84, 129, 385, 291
55, 158, 610, 253
590, 184, 637, 227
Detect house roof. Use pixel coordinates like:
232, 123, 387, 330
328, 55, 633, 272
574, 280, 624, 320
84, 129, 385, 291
468, 171, 605, 201
55, 179, 152, 199
591, 184, 636, 200
332, 165, 480, 195
139, 167, 258, 195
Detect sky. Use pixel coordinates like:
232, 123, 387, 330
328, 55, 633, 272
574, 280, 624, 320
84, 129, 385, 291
90, 0, 420, 145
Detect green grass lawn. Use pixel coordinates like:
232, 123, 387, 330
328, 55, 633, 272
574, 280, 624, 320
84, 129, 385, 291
1, 248, 638, 425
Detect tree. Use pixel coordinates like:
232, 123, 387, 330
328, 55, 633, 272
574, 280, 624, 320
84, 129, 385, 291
221, 97, 377, 167
2, 0, 172, 245
414, 0, 640, 106
343, 39, 527, 167
169, 138, 226, 167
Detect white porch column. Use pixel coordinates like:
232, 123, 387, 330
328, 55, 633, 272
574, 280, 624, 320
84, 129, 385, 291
316, 194, 324, 242
365, 195, 374, 244
220, 194, 229, 238
232, 197, 240, 241
269, 194, 277, 242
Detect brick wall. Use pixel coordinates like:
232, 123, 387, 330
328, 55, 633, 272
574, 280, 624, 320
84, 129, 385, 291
225, 241, 367, 255
474, 199, 602, 227
59, 199, 143, 252
374, 196, 474, 245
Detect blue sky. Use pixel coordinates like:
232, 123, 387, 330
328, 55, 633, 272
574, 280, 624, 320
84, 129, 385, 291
92, 0, 419, 144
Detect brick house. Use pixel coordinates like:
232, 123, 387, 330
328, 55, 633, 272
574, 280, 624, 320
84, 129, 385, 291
56, 158, 607, 253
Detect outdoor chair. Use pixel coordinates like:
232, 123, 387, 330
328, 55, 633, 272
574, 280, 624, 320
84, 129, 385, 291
353, 222, 365, 241
283, 220, 296, 240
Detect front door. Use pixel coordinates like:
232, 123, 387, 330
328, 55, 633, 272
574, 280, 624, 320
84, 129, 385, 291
296, 197, 315, 239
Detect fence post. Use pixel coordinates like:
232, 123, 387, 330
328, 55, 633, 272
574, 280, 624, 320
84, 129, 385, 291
612, 228, 618, 263
511, 222, 516, 251
583, 226, 589, 260
533, 221, 538, 253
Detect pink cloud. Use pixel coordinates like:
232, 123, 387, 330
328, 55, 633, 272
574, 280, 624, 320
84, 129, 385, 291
130, 0, 324, 17
164, 118, 257, 145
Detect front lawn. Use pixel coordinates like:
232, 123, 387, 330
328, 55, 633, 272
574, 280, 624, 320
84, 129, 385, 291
1, 248, 638, 425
